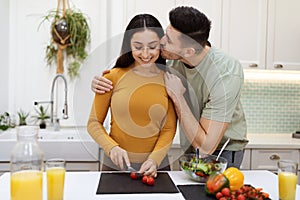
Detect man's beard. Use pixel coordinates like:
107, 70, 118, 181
160, 49, 182, 60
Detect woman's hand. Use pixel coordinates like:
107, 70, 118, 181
109, 146, 130, 170
91, 69, 113, 94
139, 159, 157, 177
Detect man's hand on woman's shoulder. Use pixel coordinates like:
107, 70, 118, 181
91, 69, 113, 94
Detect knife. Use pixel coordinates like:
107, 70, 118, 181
127, 166, 142, 177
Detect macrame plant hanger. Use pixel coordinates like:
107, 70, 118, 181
53, 0, 71, 74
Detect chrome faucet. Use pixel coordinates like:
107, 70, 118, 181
50, 74, 68, 124
34, 74, 69, 130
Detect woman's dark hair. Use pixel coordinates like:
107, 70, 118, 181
113, 14, 166, 69
169, 6, 211, 48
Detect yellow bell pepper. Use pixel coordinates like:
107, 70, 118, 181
223, 167, 244, 191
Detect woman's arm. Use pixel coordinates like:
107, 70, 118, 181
147, 98, 177, 165
87, 71, 131, 170
139, 98, 177, 176
87, 91, 118, 154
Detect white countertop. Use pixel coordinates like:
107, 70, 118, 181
172, 133, 300, 149
245, 133, 300, 149
0, 170, 299, 200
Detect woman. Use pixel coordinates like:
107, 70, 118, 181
87, 14, 177, 177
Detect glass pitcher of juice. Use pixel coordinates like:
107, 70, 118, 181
10, 126, 44, 200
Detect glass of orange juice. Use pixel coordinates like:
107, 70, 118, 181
46, 159, 66, 200
278, 160, 298, 200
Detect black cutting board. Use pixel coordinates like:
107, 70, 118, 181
177, 185, 215, 200
96, 172, 179, 194
177, 185, 272, 200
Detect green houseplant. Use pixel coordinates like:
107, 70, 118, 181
32, 105, 50, 129
0, 112, 11, 131
17, 110, 30, 126
40, 0, 90, 79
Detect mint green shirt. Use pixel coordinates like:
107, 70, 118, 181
167, 47, 248, 151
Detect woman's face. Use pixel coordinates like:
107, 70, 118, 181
130, 29, 160, 67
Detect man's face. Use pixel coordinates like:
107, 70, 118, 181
160, 25, 184, 60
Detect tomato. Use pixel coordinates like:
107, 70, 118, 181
215, 192, 223, 199
229, 185, 269, 200
221, 187, 231, 197
146, 176, 155, 186
142, 175, 148, 184
262, 192, 269, 198
195, 171, 206, 177
236, 188, 243, 195
130, 172, 138, 180
237, 194, 246, 200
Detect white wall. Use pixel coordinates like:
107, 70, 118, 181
0, 0, 9, 113
2, 0, 123, 126
0, 0, 225, 127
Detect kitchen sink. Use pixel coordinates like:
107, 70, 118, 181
0, 127, 99, 162
0, 129, 16, 139
38, 128, 88, 140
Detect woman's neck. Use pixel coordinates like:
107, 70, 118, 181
132, 63, 160, 77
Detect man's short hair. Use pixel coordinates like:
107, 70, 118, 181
169, 6, 211, 49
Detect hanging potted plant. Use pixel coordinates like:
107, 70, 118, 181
32, 105, 50, 129
40, 0, 91, 79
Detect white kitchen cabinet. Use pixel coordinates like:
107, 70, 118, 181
221, 0, 267, 69
240, 148, 300, 184
168, 145, 185, 171
222, 0, 300, 70
0, 163, 10, 176
251, 149, 299, 171
240, 149, 251, 170
266, 0, 300, 70
66, 162, 99, 171
242, 134, 300, 183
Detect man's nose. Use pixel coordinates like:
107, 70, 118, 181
160, 36, 166, 45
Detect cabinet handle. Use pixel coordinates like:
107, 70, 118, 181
274, 64, 283, 69
269, 154, 280, 160
249, 63, 258, 68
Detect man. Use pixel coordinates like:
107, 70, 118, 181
92, 6, 248, 168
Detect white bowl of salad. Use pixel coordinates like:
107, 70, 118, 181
179, 153, 228, 183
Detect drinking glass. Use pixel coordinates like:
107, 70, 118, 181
278, 160, 298, 200
46, 159, 66, 200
